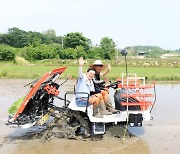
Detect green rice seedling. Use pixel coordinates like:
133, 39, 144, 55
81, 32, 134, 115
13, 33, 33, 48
8, 96, 25, 114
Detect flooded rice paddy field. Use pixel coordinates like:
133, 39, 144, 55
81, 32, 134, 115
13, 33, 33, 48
0, 79, 180, 154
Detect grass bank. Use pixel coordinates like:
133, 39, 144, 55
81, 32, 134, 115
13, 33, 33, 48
0, 64, 180, 81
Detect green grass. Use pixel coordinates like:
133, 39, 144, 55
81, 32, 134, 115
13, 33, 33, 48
1, 57, 180, 81
106, 67, 180, 81
0, 64, 180, 81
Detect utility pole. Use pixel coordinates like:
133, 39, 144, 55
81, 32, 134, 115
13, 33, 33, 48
121, 49, 128, 76
116, 41, 119, 60
61, 35, 64, 48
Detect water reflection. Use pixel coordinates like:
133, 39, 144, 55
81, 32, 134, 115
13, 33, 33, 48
140, 83, 180, 154
151, 83, 180, 125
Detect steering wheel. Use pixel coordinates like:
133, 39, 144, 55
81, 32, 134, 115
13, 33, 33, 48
106, 81, 121, 89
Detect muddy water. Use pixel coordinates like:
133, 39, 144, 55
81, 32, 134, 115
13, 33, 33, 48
0, 79, 180, 154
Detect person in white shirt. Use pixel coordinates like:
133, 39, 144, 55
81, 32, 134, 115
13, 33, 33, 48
76, 57, 111, 118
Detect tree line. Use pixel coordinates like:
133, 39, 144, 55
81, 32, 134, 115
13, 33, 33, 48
0, 27, 116, 61
0, 27, 178, 61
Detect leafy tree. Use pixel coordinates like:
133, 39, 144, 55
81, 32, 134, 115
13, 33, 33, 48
75, 46, 86, 58
0, 33, 9, 45
63, 32, 91, 51
0, 27, 63, 48
43, 29, 60, 44
43, 29, 56, 37
100, 37, 116, 59
87, 46, 103, 59
145, 48, 162, 58
26, 31, 43, 46
0, 45, 15, 61
58, 48, 77, 59
6, 27, 29, 48
21, 44, 59, 61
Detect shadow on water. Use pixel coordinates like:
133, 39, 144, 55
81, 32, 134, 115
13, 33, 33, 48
128, 126, 145, 137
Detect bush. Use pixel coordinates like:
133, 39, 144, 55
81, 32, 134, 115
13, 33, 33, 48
0, 46, 15, 61
87, 47, 103, 59
57, 48, 77, 59
21, 44, 60, 61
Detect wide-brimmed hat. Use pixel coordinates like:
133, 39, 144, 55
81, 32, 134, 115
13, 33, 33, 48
89, 60, 107, 71
93, 60, 103, 66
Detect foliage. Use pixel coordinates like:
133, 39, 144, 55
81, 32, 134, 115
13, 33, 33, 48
5, 27, 29, 48
145, 47, 162, 58
87, 46, 103, 59
63, 32, 91, 51
75, 46, 87, 58
100, 37, 116, 59
56, 45, 86, 59
0, 27, 179, 60
0, 27, 62, 48
125, 46, 170, 58
8, 96, 25, 114
0, 45, 15, 61
21, 44, 60, 61
60, 48, 77, 59
20, 43, 88, 60
43, 29, 62, 44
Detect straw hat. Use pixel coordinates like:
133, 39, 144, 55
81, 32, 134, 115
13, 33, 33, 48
93, 60, 103, 66
89, 60, 107, 71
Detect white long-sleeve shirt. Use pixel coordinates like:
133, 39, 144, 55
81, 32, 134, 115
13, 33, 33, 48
76, 66, 95, 98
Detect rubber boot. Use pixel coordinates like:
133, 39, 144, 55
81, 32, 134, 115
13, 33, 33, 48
106, 98, 119, 114
93, 106, 103, 118
108, 107, 120, 114
99, 102, 112, 115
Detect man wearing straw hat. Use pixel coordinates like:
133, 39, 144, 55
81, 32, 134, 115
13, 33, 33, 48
90, 60, 119, 113
76, 57, 112, 118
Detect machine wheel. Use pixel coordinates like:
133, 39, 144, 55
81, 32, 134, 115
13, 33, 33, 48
40, 109, 91, 141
